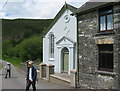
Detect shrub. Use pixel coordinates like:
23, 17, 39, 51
7, 48, 16, 57
2, 40, 13, 55
18, 36, 43, 61
2, 36, 43, 62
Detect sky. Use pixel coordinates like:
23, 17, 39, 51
0, 0, 89, 19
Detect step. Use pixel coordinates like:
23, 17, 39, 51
50, 73, 70, 87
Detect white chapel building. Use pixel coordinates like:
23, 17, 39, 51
43, 3, 77, 74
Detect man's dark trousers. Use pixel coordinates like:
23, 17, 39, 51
26, 80, 36, 91
5, 69, 11, 78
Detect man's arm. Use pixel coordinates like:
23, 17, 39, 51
26, 68, 29, 80
33, 67, 37, 81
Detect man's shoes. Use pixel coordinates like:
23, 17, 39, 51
5, 77, 7, 78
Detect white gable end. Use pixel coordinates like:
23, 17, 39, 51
43, 4, 77, 74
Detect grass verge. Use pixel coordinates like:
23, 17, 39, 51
2, 55, 23, 67
0, 63, 2, 70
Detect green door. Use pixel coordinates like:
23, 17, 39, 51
63, 52, 69, 73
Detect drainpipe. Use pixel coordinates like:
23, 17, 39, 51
76, 14, 80, 88
70, 12, 80, 88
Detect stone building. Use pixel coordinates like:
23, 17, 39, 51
74, 2, 120, 89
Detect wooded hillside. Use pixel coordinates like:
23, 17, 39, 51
2, 19, 53, 62
2, 19, 53, 41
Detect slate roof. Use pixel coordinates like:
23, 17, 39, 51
74, 1, 116, 15
78, 2, 106, 11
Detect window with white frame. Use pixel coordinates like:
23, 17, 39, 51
49, 34, 54, 58
99, 6, 113, 32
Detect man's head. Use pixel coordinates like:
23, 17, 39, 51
7, 62, 10, 65
28, 61, 34, 68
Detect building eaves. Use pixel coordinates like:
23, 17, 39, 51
67, 4, 78, 12
73, 2, 116, 15
78, 2, 105, 11
44, 4, 77, 37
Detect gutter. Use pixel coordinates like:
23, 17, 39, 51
71, 2, 116, 16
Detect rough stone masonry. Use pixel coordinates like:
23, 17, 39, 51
77, 2, 120, 89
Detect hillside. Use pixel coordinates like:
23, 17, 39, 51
2, 19, 53, 41
2, 19, 53, 62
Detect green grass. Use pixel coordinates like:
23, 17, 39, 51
0, 63, 2, 70
2, 56, 23, 67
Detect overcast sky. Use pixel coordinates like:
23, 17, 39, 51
0, 0, 89, 19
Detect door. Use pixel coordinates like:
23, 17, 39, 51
61, 47, 69, 73
63, 52, 69, 72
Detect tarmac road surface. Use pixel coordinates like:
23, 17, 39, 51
0, 60, 72, 90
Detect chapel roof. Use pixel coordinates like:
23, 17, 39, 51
44, 3, 77, 36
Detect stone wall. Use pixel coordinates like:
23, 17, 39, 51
20, 63, 27, 73
77, 3, 120, 89
115, 3, 120, 91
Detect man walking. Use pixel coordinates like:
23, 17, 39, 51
26, 61, 37, 91
5, 62, 11, 78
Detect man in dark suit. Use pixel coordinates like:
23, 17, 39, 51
25, 61, 37, 91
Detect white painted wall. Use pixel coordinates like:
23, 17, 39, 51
43, 9, 77, 74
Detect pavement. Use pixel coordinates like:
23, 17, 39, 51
0, 60, 72, 90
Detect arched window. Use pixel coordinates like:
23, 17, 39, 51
50, 34, 54, 58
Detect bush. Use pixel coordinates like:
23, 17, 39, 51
18, 36, 43, 61
14, 44, 21, 57
7, 48, 16, 57
2, 40, 13, 55
2, 36, 43, 62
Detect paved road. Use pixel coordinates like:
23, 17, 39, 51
0, 60, 72, 90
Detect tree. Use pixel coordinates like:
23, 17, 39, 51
2, 40, 13, 55
18, 36, 43, 61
